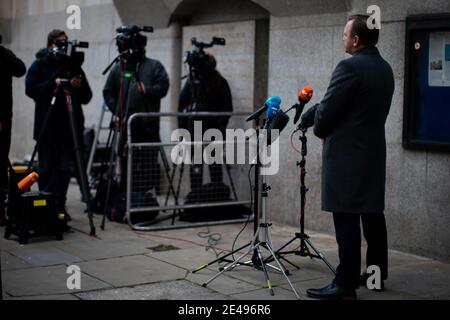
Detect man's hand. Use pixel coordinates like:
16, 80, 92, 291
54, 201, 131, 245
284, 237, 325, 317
71, 75, 82, 89
55, 78, 62, 86
136, 81, 146, 95
299, 104, 319, 130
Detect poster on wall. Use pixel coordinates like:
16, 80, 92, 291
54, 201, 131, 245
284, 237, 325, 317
404, 14, 450, 152
428, 32, 450, 87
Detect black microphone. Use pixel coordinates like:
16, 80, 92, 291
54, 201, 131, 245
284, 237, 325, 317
297, 103, 319, 131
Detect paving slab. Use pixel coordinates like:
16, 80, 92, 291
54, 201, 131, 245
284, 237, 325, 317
388, 250, 432, 267
0, 227, 24, 251
77, 255, 187, 287
1, 251, 33, 271
134, 229, 222, 250
279, 277, 333, 300
387, 261, 450, 299
76, 280, 232, 300
356, 287, 422, 300
55, 238, 156, 261
231, 286, 299, 301
3, 265, 111, 297
4, 294, 80, 300
186, 268, 260, 295
6, 246, 82, 267
147, 246, 231, 271
214, 264, 301, 288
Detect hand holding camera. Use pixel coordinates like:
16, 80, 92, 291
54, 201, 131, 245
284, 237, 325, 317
136, 81, 146, 94
55, 75, 82, 89
70, 75, 82, 89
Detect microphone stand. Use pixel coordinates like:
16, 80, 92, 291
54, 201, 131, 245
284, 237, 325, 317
267, 125, 336, 275
192, 117, 300, 299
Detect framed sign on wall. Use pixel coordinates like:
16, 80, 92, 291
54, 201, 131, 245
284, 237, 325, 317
404, 14, 450, 152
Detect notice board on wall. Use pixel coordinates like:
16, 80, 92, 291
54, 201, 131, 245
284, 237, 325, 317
404, 14, 450, 152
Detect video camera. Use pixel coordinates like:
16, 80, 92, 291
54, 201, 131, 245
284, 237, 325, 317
50, 39, 89, 68
185, 37, 226, 78
116, 25, 153, 54
114, 25, 153, 73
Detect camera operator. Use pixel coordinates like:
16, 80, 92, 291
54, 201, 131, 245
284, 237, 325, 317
303, 15, 395, 300
179, 53, 233, 191
103, 27, 170, 194
0, 37, 27, 226
25, 30, 92, 220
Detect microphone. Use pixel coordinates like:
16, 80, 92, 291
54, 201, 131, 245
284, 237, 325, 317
297, 103, 319, 131
264, 96, 282, 129
246, 96, 281, 123
286, 86, 314, 124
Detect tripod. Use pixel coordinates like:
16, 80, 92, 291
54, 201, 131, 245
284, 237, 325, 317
192, 123, 300, 299
28, 82, 96, 236
99, 56, 142, 230
270, 128, 336, 275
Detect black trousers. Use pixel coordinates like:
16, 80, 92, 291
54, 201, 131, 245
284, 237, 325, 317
38, 144, 77, 208
333, 212, 388, 289
0, 120, 12, 209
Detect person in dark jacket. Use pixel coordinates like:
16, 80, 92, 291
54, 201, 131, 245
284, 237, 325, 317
179, 53, 233, 191
0, 41, 26, 226
305, 15, 395, 299
25, 30, 92, 216
103, 36, 169, 194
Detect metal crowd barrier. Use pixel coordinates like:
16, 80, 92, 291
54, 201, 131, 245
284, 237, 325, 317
126, 112, 255, 231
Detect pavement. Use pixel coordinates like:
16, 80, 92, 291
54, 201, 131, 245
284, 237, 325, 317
1, 184, 450, 300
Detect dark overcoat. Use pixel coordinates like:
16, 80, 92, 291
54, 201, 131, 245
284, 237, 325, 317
314, 46, 395, 214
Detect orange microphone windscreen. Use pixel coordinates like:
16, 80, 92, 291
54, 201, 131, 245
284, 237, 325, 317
299, 85, 314, 103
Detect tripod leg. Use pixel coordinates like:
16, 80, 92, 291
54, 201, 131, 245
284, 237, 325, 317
164, 164, 176, 207
265, 231, 291, 274
277, 255, 300, 271
254, 245, 274, 296
202, 241, 256, 288
224, 164, 238, 201
274, 236, 298, 255
87, 104, 106, 188
65, 95, 96, 236
301, 238, 314, 258
303, 237, 336, 275
172, 164, 185, 225
192, 241, 252, 273
101, 126, 119, 230
160, 147, 178, 204
265, 243, 300, 300
266, 236, 301, 270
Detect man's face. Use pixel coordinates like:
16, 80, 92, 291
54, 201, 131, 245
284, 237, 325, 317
49, 35, 68, 50
343, 20, 356, 54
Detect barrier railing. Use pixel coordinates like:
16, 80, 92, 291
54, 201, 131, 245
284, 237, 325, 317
126, 112, 255, 231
